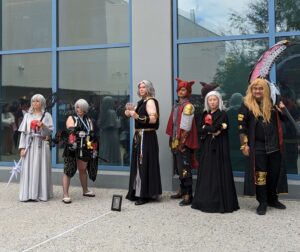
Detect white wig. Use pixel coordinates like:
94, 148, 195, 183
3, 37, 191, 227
29, 94, 46, 113
74, 99, 89, 113
204, 91, 226, 112
137, 80, 155, 97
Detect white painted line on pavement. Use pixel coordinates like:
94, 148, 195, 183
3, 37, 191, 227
22, 208, 118, 252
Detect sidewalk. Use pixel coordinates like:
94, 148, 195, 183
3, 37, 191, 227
0, 182, 299, 252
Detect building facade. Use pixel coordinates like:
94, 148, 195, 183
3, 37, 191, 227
1, 0, 300, 197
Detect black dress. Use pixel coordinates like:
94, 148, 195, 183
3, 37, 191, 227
126, 98, 162, 200
192, 109, 239, 213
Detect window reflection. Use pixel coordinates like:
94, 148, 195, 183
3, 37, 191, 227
178, 39, 269, 172
276, 0, 300, 32
0, 53, 51, 161
57, 48, 130, 166
276, 37, 300, 174
177, 0, 268, 39
59, 0, 129, 46
1, 0, 51, 50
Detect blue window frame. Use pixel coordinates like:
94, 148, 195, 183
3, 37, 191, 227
0, 0, 132, 172
173, 0, 300, 179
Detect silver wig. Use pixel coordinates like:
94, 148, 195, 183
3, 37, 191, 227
29, 94, 46, 113
204, 90, 226, 112
74, 99, 89, 113
137, 80, 155, 97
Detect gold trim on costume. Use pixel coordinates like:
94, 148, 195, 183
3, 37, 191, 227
238, 114, 244, 121
171, 138, 179, 150
255, 171, 267, 185
239, 125, 243, 129
183, 103, 194, 115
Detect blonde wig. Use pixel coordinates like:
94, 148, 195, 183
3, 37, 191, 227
244, 78, 272, 123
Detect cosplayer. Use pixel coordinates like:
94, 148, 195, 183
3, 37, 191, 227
238, 78, 287, 215
62, 99, 98, 204
125, 80, 162, 205
18, 94, 53, 201
192, 91, 239, 213
166, 78, 199, 206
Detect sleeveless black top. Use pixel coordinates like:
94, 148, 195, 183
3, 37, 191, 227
135, 98, 159, 130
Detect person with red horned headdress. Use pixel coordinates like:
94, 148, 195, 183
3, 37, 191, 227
166, 77, 199, 206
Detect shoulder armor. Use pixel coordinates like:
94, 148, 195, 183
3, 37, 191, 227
183, 103, 194, 115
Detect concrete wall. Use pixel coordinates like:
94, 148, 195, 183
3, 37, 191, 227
131, 0, 173, 191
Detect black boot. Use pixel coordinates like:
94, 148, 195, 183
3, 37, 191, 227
256, 202, 267, 215
268, 200, 286, 209
179, 195, 193, 206
135, 198, 148, 206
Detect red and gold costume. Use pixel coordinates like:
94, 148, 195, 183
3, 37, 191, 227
166, 78, 199, 205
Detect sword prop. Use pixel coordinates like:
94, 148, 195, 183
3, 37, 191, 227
5, 135, 33, 188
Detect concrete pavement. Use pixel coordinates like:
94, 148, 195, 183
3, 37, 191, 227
0, 182, 299, 252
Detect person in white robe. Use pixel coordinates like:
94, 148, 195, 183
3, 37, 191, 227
18, 94, 53, 202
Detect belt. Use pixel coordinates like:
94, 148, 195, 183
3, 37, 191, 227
135, 128, 156, 132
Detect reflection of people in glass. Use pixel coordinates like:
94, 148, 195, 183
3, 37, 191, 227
238, 78, 288, 215
14, 99, 30, 149
62, 99, 98, 204
192, 91, 239, 213
18, 94, 53, 202
125, 80, 162, 205
98, 96, 121, 165
2, 103, 15, 155
227, 93, 244, 171
280, 83, 300, 174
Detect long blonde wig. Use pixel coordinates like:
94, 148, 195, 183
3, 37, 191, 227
244, 78, 272, 123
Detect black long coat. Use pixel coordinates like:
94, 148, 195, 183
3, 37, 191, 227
192, 109, 239, 213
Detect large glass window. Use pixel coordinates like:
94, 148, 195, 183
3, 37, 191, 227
276, 0, 300, 32
0, 53, 51, 162
175, 0, 300, 176
59, 0, 129, 46
178, 39, 269, 171
177, 0, 268, 39
0, 0, 131, 171
57, 48, 130, 166
1, 0, 52, 50
275, 37, 300, 175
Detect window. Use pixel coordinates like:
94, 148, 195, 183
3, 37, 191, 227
0, 0, 131, 170
1, 0, 51, 50
59, 0, 129, 46
0, 53, 51, 162
175, 0, 300, 176
57, 48, 130, 166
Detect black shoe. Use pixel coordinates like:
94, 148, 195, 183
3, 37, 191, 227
268, 200, 286, 209
170, 193, 182, 199
256, 203, 267, 215
179, 196, 193, 206
135, 198, 148, 206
